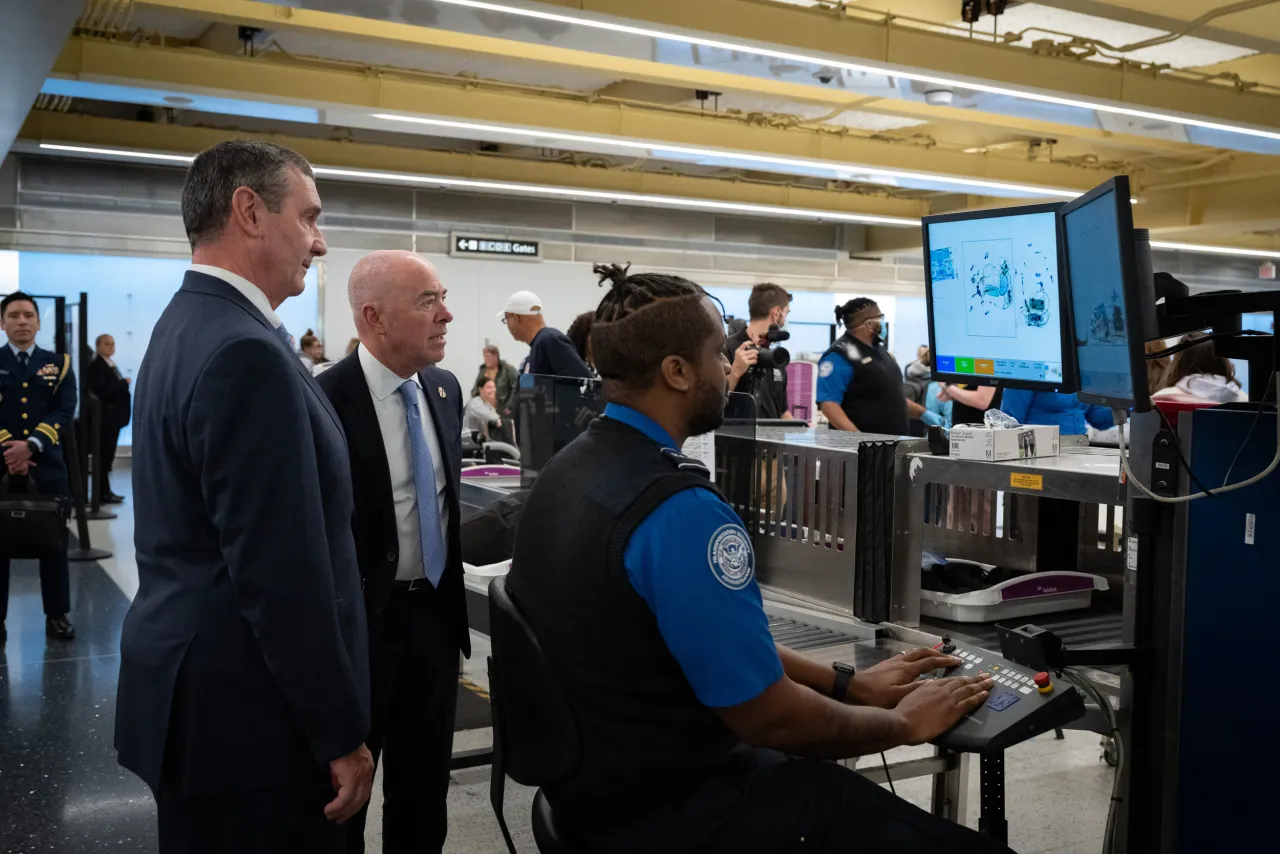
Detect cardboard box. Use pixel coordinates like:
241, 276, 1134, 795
949, 424, 1060, 462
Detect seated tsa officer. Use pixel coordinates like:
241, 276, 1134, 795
507, 263, 1008, 854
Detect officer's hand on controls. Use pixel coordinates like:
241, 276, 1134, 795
896, 674, 995, 745
847, 647, 964, 708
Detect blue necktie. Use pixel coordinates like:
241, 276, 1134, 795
275, 324, 293, 350
17, 351, 29, 371
396, 380, 446, 587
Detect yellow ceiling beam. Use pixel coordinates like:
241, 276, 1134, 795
128, 0, 871, 110
15, 110, 926, 221
128, 0, 1272, 154
519, 0, 1280, 127
51, 35, 1106, 194
1030, 0, 1280, 53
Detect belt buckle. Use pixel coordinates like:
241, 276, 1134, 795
406, 577, 427, 592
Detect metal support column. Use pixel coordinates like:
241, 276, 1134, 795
978, 752, 1008, 844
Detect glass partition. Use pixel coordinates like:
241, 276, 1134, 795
516, 374, 757, 518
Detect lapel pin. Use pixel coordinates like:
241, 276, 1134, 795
438, 387, 447, 398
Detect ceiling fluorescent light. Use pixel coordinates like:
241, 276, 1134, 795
1150, 240, 1280, 260
370, 113, 1078, 199
36, 143, 918, 227
39, 143, 195, 162
432, 0, 1280, 144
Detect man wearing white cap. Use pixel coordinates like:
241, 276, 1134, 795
499, 289, 592, 379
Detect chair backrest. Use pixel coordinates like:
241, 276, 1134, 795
488, 575, 582, 786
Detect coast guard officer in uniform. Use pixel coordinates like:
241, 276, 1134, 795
508, 264, 1004, 854
0, 290, 77, 642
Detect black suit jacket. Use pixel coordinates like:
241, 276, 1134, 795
116, 272, 369, 795
317, 350, 471, 658
87, 355, 131, 428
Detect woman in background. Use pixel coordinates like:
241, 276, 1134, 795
464, 378, 514, 445
298, 329, 325, 370
1153, 333, 1248, 404
472, 344, 520, 419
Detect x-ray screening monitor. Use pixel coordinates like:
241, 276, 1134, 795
923, 202, 1074, 392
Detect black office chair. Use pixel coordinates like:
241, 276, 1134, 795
488, 576, 592, 854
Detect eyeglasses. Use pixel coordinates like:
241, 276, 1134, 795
500, 315, 510, 326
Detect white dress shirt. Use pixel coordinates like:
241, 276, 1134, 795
189, 264, 283, 329
359, 345, 449, 581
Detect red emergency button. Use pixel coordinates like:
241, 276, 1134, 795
1034, 671, 1052, 694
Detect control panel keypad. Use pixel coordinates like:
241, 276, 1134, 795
948, 647, 1038, 695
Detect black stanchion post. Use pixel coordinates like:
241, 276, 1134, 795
64, 413, 112, 562
84, 397, 116, 521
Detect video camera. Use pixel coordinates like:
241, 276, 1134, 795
752, 325, 791, 371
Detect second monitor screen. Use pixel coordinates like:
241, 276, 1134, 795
927, 210, 1065, 385
1063, 187, 1135, 404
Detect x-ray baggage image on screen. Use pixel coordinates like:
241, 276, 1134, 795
923, 202, 1074, 392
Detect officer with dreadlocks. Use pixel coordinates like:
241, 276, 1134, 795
818, 297, 927, 435
506, 264, 1009, 854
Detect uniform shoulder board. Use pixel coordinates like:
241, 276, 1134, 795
660, 447, 711, 479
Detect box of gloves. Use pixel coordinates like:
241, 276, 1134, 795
948, 423, 1060, 462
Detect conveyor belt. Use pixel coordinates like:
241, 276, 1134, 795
767, 616, 859, 651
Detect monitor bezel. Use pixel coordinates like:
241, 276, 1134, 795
922, 201, 1075, 394
1060, 175, 1151, 412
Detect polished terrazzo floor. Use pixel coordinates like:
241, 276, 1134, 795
1, 555, 154, 852
1, 463, 1113, 853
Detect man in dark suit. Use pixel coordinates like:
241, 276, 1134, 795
317, 250, 469, 853
86, 333, 131, 503
115, 139, 374, 853
0, 291, 77, 642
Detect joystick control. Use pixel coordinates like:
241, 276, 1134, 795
941, 636, 957, 655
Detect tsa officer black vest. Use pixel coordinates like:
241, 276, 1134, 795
823, 333, 908, 436
507, 417, 744, 832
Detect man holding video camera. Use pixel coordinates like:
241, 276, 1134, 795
726, 283, 794, 420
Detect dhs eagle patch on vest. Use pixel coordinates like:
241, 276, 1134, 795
707, 524, 754, 590
819, 360, 834, 378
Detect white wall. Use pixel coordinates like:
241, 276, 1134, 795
320, 250, 607, 387
0, 250, 17, 294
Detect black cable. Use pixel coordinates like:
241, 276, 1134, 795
880, 752, 896, 795
1151, 404, 1217, 498
1145, 329, 1266, 360
1221, 377, 1276, 487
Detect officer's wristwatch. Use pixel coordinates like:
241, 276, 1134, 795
830, 662, 856, 701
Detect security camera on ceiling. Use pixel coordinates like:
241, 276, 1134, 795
924, 89, 955, 106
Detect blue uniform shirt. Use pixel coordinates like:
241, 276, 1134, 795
998, 390, 1114, 436
817, 351, 855, 405
608, 403, 783, 708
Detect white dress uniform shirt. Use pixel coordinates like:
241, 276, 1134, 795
189, 264, 283, 328
358, 344, 450, 581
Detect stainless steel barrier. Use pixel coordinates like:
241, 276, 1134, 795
719, 427, 905, 622
920, 486, 1126, 581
